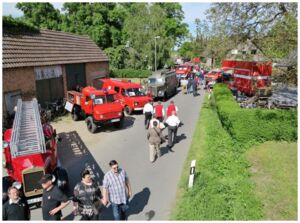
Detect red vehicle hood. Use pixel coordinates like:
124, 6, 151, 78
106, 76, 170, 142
94, 102, 123, 114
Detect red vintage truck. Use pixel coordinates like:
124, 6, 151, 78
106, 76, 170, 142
2, 99, 68, 205
65, 86, 124, 133
221, 60, 272, 96
93, 78, 153, 115
175, 62, 194, 79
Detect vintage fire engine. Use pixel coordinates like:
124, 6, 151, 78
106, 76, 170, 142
221, 60, 272, 96
66, 86, 124, 133
2, 99, 68, 205
175, 62, 194, 79
93, 78, 153, 116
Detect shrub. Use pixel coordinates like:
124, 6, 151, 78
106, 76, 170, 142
110, 69, 151, 78
213, 84, 297, 146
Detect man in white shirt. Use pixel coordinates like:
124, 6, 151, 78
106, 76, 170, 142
143, 101, 153, 129
165, 110, 180, 151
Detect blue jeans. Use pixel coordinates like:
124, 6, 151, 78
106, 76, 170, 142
111, 202, 129, 220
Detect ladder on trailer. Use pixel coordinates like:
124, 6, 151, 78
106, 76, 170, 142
10, 98, 46, 158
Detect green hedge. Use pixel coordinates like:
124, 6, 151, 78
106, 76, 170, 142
213, 84, 297, 147
173, 97, 262, 220
110, 69, 151, 78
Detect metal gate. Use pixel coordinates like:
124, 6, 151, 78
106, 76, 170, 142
65, 63, 86, 90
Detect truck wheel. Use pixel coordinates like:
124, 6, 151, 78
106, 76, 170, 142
113, 116, 124, 128
124, 106, 132, 116
86, 116, 97, 133
72, 106, 81, 121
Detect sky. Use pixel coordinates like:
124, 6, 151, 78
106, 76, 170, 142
2, 2, 212, 37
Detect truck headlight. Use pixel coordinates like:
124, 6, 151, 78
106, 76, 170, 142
3, 141, 9, 149
12, 181, 22, 190
99, 115, 104, 119
134, 102, 139, 106
118, 112, 122, 116
158, 90, 164, 96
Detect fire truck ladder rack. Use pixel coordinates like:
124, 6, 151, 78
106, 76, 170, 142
10, 98, 46, 158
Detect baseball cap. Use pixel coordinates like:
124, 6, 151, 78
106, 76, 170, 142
39, 174, 53, 184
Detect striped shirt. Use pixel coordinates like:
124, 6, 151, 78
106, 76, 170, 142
103, 168, 128, 204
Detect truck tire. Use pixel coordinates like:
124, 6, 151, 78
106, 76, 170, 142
72, 106, 81, 121
124, 106, 132, 116
86, 116, 97, 133
113, 116, 124, 128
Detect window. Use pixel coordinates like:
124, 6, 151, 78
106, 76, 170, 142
251, 49, 257, 55
114, 87, 120, 93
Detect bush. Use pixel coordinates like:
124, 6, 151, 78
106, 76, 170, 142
110, 69, 151, 78
213, 84, 297, 146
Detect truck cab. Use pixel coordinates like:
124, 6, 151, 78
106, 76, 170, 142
66, 86, 124, 133
175, 63, 193, 80
93, 78, 153, 116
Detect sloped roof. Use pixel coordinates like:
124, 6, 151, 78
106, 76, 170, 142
3, 29, 109, 68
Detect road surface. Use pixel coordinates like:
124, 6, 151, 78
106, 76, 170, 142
27, 87, 205, 220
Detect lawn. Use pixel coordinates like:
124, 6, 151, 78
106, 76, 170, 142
246, 141, 298, 220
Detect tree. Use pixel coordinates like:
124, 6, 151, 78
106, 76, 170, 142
16, 2, 61, 30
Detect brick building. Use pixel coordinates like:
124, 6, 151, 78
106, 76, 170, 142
3, 29, 109, 118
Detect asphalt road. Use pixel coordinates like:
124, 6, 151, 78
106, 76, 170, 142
28, 87, 205, 220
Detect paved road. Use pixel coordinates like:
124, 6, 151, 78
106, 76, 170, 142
29, 87, 205, 220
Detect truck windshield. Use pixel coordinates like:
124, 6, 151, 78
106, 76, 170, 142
125, 88, 146, 97
148, 78, 163, 84
94, 94, 115, 105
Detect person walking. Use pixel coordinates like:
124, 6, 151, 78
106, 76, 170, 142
153, 101, 164, 122
2, 186, 30, 220
147, 120, 163, 162
165, 111, 181, 151
39, 174, 70, 220
192, 76, 199, 96
180, 78, 188, 94
166, 100, 178, 117
102, 160, 132, 220
143, 101, 153, 129
73, 169, 104, 220
187, 77, 193, 94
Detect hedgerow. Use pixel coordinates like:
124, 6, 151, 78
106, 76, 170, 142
213, 84, 297, 147
173, 97, 262, 220
110, 69, 151, 78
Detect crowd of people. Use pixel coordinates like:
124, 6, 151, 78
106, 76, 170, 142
3, 160, 132, 221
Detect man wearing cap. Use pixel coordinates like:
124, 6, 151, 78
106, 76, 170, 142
39, 174, 70, 220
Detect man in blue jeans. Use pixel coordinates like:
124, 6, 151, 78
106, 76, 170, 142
102, 160, 132, 220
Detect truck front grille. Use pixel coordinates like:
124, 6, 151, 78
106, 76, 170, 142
22, 168, 44, 197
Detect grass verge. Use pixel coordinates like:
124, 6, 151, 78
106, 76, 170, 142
170, 96, 262, 220
246, 141, 298, 220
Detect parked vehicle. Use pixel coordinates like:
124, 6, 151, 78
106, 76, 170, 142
93, 78, 153, 116
43, 98, 67, 121
175, 63, 194, 80
2, 98, 68, 206
204, 69, 223, 88
221, 60, 272, 96
147, 70, 178, 100
65, 86, 124, 133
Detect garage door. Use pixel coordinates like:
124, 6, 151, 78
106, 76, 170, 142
36, 77, 64, 106
66, 63, 86, 90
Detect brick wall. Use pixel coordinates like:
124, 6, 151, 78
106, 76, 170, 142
86, 61, 109, 86
3, 67, 36, 99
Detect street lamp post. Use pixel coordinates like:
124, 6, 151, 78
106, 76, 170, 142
154, 36, 160, 71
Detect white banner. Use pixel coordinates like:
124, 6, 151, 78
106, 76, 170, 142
34, 65, 62, 80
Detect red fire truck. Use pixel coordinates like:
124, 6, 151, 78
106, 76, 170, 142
93, 78, 153, 116
221, 60, 272, 96
2, 99, 68, 205
66, 86, 124, 133
175, 62, 194, 79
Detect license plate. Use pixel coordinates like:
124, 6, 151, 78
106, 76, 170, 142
111, 118, 120, 123
134, 108, 143, 111
27, 197, 42, 205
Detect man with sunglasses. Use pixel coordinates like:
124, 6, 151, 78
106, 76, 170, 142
102, 160, 132, 220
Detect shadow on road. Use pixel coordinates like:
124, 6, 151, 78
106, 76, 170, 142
176, 133, 187, 144
57, 131, 105, 196
91, 116, 136, 133
100, 187, 152, 220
